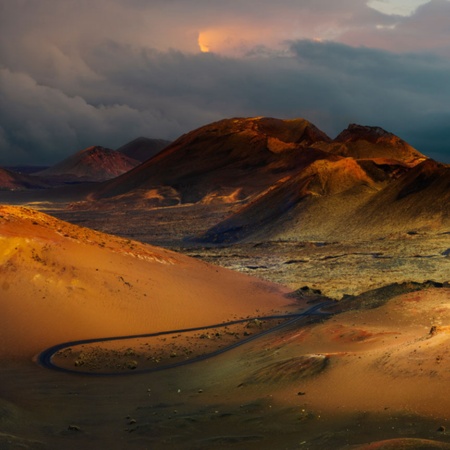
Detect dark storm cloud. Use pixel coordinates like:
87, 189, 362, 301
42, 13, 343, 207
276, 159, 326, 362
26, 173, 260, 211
1, 0, 450, 164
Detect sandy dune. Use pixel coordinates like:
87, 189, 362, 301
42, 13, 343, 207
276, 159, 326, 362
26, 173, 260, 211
0, 205, 295, 358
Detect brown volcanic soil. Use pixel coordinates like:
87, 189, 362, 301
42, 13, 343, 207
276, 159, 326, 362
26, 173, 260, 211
183, 233, 450, 299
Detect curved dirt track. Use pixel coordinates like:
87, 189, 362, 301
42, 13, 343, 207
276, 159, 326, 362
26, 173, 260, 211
38, 302, 332, 376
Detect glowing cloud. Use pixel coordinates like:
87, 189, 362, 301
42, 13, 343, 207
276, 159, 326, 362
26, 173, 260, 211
198, 32, 210, 53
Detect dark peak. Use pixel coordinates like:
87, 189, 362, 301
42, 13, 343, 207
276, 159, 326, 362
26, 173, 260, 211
122, 137, 169, 145
117, 137, 172, 162
254, 117, 331, 145
176, 116, 331, 148
335, 124, 394, 142
332, 123, 426, 165
79, 146, 115, 155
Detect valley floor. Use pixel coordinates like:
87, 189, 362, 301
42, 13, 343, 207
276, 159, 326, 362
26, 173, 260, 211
1, 195, 450, 449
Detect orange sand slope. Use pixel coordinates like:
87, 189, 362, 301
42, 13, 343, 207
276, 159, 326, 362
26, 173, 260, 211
0, 206, 294, 358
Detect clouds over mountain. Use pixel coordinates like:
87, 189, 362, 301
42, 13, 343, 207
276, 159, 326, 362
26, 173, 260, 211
1, 1, 450, 164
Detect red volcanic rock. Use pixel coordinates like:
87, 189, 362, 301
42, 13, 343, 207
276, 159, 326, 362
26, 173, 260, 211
37, 146, 140, 182
331, 124, 426, 166
94, 117, 332, 202
117, 137, 171, 162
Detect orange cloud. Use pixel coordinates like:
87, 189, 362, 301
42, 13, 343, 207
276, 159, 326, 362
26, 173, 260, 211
198, 32, 210, 53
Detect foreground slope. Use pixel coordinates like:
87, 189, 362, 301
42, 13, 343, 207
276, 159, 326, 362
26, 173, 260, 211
0, 206, 293, 358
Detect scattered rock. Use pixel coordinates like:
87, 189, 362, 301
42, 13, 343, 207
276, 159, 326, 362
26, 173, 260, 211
429, 326, 439, 337
126, 360, 138, 370
437, 425, 446, 433
68, 425, 80, 432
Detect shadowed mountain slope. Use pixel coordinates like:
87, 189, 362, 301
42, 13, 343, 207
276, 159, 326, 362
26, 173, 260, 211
197, 158, 449, 243
117, 137, 171, 162
342, 159, 450, 236
196, 156, 382, 243
37, 146, 140, 182
0, 167, 50, 190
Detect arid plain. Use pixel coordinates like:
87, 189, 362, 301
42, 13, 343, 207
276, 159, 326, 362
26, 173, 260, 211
1, 117, 450, 449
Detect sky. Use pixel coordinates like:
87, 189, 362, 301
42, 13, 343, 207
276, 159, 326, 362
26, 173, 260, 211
1, 0, 450, 165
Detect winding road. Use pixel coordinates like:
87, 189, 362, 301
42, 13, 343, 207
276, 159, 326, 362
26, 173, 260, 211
38, 301, 333, 376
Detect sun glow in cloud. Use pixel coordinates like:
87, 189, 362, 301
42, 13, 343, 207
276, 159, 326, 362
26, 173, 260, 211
198, 32, 210, 53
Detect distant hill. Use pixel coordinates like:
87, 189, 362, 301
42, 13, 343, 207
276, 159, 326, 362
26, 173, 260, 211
37, 146, 140, 182
0, 167, 50, 190
5, 166, 49, 174
117, 137, 171, 162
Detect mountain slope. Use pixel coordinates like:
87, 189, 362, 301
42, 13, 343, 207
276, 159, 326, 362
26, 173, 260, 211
198, 158, 449, 243
341, 159, 450, 236
196, 156, 382, 243
37, 146, 140, 182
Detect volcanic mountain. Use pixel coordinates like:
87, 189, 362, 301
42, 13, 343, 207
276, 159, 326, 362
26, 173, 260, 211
117, 137, 171, 162
0, 167, 50, 190
37, 146, 140, 182
55, 116, 443, 243
93, 117, 333, 204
